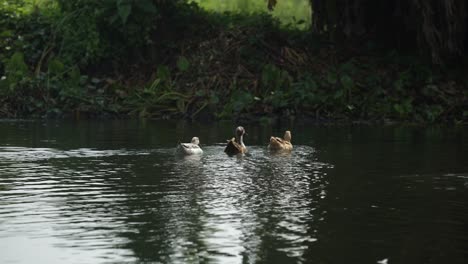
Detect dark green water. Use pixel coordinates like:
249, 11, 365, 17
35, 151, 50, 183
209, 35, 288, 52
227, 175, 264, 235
0, 120, 467, 264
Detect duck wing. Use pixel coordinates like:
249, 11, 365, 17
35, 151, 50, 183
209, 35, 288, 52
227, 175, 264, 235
269, 136, 292, 150
269, 136, 284, 145
180, 143, 195, 149
224, 138, 243, 155
177, 143, 203, 155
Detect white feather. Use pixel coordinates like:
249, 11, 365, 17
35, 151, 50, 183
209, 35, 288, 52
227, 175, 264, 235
176, 137, 203, 155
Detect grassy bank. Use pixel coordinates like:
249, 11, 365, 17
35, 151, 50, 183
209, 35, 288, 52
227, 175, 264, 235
1, 1, 467, 123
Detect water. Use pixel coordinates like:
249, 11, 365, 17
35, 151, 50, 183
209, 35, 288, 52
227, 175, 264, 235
0, 120, 467, 264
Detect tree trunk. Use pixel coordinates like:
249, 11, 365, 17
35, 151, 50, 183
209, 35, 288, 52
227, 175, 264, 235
307, 0, 467, 64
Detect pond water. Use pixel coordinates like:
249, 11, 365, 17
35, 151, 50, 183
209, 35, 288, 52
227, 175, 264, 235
0, 120, 467, 264
190, 0, 311, 29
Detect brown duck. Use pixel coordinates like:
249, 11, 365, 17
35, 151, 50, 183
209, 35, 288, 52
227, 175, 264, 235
224, 126, 247, 155
268, 130, 293, 151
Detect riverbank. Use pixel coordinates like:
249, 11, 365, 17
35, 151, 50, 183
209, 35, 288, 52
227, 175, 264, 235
1, 1, 467, 123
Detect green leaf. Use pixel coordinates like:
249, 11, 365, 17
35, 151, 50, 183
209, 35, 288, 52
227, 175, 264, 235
195, 90, 205, 97
333, 89, 344, 99
305, 78, 318, 90
339, 61, 357, 74
393, 104, 404, 115
135, 0, 158, 13
340, 74, 354, 90
176, 99, 186, 113
69, 67, 81, 81
157, 65, 171, 82
327, 71, 337, 84
149, 78, 161, 91
210, 93, 219, 104
6, 52, 28, 75
48, 58, 65, 75
117, 0, 132, 24
0, 30, 13, 38
394, 79, 404, 91
177, 56, 190, 72
230, 90, 254, 112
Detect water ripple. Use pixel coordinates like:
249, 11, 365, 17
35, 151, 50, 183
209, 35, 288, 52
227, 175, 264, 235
1, 144, 332, 263
3, 141, 465, 263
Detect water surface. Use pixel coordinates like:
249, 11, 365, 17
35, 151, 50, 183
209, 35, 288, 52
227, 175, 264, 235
0, 120, 467, 263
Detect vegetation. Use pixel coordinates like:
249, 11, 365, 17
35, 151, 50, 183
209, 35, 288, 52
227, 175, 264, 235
0, 0, 467, 123
190, 0, 311, 30
304, 0, 467, 65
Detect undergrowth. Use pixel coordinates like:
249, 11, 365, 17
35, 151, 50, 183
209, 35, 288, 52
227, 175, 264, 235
0, 0, 467, 123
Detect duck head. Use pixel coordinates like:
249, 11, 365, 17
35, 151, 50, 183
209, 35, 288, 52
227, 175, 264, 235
235, 126, 246, 144
235, 126, 246, 137
191, 137, 200, 145
284, 131, 292, 142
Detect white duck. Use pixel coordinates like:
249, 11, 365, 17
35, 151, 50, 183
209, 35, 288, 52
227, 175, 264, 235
177, 137, 203, 155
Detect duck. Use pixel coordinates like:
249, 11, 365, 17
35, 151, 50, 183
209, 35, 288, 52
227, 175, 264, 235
224, 126, 247, 155
268, 130, 293, 151
176, 137, 203, 155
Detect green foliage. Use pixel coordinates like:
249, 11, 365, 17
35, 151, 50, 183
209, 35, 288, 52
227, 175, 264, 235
117, 0, 132, 24
5, 52, 29, 77
261, 64, 291, 91
219, 89, 255, 118
47, 58, 65, 74
191, 0, 311, 30
0, 0, 465, 123
340, 74, 354, 91
0, 1, 54, 71
156, 65, 171, 86
56, 9, 102, 66
124, 65, 195, 118
177, 56, 190, 72
292, 74, 322, 107
52, 0, 187, 66
393, 99, 413, 118
1, 52, 29, 92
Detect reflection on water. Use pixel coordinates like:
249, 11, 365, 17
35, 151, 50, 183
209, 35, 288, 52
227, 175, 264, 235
0, 121, 467, 264
0, 142, 331, 263
180, 146, 330, 263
